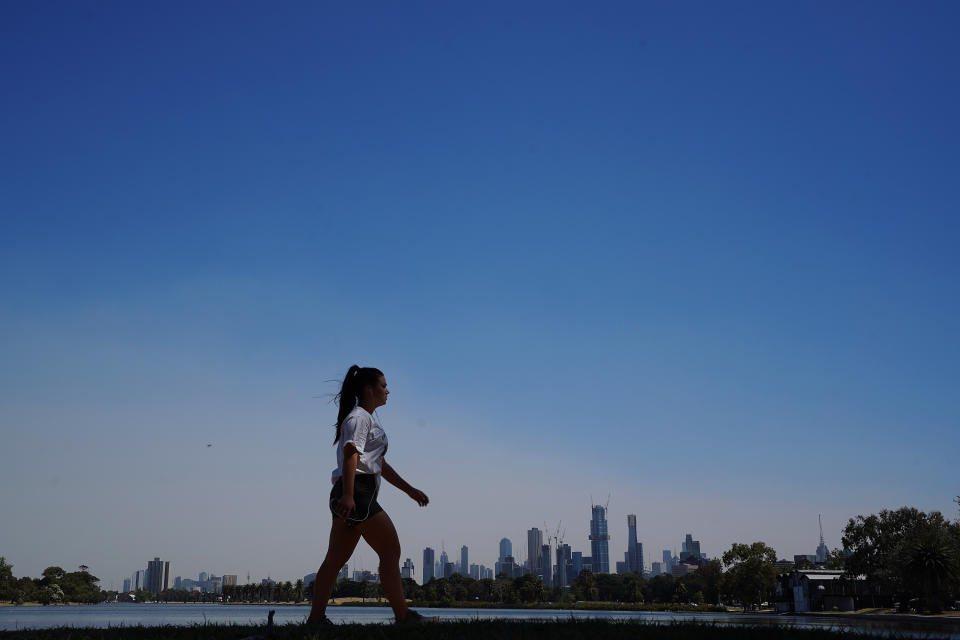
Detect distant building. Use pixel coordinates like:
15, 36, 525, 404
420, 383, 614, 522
423, 548, 435, 584
625, 514, 643, 574
589, 504, 610, 573
572, 551, 583, 577
651, 561, 663, 575
353, 570, 377, 583
816, 515, 829, 565
145, 558, 170, 594
199, 572, 208, 583
444, 562, 455, 579
615, 561, 627, 574
794, 554, 817, 566
133, 570, 145, 591
174, 576, 182, 590
338, 564, 349, 581
460, 546, 469, 577
469, 564, 479, 580
209, 576, 222, 593
122, 578, 132, 593
662, 550, 675, 570
556, 543, 572, 587
223, 575, 238, 588
670, 562, 698, 578
401, 558, 415, 580
775, 559, 795, 572
495, 555, 516, 577
539, 544, 552, 584
775, 570, 868, 613
679, 534, 701, 562
499, 538, 512, 562
527, 528, 543, 576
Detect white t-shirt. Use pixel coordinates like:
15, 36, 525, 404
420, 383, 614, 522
331, 405, 388, 484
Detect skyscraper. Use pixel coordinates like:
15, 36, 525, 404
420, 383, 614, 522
401, 558, 415, 580
422, 547, 435, 584
816, 515, 829, 565
499, 538, 512, 562
662, 550, 675, 569
589, 504, 610, 573
133, 570, 145, 591
625, 515, 641, 573
680, 534, 701, 562
145, 557, 170, 594
439, 549, 449, 576
460, 546, 468, 577
556, 543, 572, 587
540, 544, 552, 584
527, 528, 543, 577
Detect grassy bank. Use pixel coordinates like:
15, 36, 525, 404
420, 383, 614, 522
4, 619, 955, 640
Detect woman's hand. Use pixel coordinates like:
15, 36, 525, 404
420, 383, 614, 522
406, 488, 429, 507
335, 494, 356, 520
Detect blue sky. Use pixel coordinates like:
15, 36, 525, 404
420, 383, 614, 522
2, 0, 958, 587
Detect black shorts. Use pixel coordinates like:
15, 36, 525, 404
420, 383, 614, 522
329, 474, 383, 525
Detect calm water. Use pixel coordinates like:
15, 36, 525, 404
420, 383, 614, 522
1, 603, 959, 638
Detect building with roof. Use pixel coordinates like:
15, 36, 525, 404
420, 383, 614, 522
774, 570, 868, 612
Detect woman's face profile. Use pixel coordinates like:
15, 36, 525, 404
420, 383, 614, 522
365, 375, 389, 408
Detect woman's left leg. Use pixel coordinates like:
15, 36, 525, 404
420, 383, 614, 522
359, 511, 409, 622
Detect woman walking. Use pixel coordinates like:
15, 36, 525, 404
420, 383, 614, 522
308, 365, 429, 625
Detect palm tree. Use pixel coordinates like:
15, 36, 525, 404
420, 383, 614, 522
899, 526, 960, 613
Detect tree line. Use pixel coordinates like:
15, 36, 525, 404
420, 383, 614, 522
0, 560, 101, 605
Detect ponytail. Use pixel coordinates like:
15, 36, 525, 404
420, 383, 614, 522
334, 365, 384, 443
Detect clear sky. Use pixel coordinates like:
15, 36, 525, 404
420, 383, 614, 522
2, 0, 958, 589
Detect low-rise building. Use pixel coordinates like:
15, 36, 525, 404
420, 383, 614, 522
774, 570, 868, 612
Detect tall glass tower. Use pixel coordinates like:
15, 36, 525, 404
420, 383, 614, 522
589, 504, 610, 573
499, 538, 512, 562
527, 528, 543, 576
626, 514, 641, 573
422, 547, 435, 584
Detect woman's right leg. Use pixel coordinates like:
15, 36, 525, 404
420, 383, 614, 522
308, 518, 362, 621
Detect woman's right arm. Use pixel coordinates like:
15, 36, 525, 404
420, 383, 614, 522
336, 443, 359, 519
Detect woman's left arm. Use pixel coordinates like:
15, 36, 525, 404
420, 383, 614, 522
382, 461, 429, 507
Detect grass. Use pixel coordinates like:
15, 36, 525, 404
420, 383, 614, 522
2, 619, 957, 640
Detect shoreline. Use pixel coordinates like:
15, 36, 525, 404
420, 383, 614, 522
4, 601, 960, 622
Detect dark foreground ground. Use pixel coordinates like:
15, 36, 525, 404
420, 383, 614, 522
2, 619, 957, 640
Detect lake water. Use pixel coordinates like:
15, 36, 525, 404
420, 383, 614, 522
2, 603, 959, 638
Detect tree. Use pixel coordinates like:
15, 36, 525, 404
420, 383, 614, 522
681, 560, 722, 604
60, 569, 101, 603
646, 574, 675, 603
842, 507, 927, 605
0, 557, 15, 602
842, 506, 960, 609
40, 567, 65, 586
823, 548, 847, 570
895, 519, 960, 613
570, 570, 598, 601
37, 584, 63, 605
721, 542, 778, 611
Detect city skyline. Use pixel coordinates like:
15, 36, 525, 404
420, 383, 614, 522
108, 510, 836, 589
3, 1, 957, 590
